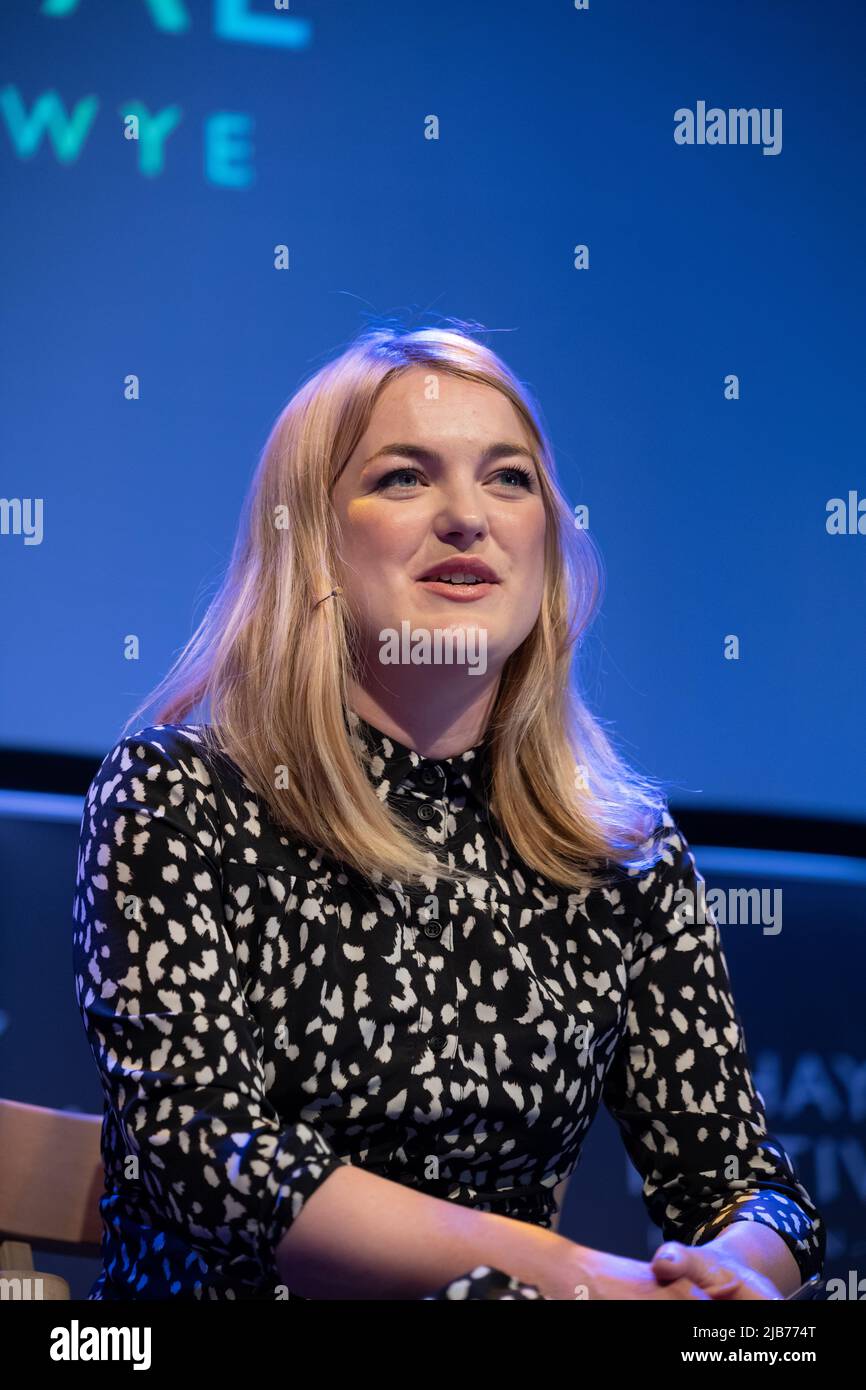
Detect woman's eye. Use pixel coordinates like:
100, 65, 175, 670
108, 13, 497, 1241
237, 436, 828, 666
373, 465, 535, 492
493, 466, 535, 489
375, 467, 423, 490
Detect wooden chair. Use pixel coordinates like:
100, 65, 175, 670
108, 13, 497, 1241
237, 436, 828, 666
0, 1098, 103, 1300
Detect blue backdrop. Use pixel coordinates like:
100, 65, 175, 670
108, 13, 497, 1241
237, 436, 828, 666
1, 0, 864, 821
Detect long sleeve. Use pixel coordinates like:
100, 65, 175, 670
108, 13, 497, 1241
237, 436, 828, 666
601, 811, 826, 1285
72, 728, 347, 1297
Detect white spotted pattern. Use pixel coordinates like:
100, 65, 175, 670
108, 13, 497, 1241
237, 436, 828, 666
72, 715, 824, 1300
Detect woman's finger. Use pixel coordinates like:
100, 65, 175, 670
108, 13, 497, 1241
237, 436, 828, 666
651, 1243, 741, 1295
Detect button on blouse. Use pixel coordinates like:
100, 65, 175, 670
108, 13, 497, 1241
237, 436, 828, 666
71, 715, 826, 1299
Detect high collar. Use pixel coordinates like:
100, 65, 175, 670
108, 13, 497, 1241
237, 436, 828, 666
347, 708, 493, 810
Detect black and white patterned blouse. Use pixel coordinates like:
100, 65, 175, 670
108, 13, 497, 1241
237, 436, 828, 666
72, 715, 825, 1300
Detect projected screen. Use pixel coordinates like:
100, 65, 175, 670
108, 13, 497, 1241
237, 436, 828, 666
1, 0, 863, 824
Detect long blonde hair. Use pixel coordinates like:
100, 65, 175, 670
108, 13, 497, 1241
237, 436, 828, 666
122, 325, 670, 892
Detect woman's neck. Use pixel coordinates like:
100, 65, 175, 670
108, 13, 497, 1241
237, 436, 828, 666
349, 673, 500, 760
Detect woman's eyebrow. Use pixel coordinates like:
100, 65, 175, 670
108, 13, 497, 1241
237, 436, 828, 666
362, 442, 536, 468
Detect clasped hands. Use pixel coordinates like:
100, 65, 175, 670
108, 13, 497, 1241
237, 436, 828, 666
566, 1237, 784, 1300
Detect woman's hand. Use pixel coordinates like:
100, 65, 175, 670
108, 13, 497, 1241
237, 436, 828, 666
649, 1239, 784, 1301
561, 1244, 712, 1300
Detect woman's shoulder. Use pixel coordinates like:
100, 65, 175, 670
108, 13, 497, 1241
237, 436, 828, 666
88, 720, 216, 788
83, 722, 298, 868
83, 721, 245, 828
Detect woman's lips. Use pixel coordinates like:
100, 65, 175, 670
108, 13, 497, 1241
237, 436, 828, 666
415, 579, 498, 602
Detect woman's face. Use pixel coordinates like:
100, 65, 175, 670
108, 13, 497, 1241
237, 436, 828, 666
330, 366, 547, 682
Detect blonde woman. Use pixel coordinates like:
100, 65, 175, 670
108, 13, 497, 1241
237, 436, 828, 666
72, 326, 824, 1301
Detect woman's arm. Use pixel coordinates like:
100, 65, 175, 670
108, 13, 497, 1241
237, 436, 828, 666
275, 1163, 584, 1299
276, 1170, 722, 1300
601, 813, 826, 1291
73, 729, 348, 1293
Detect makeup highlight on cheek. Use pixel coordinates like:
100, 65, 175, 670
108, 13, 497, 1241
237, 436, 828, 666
343, 492, 401, 538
